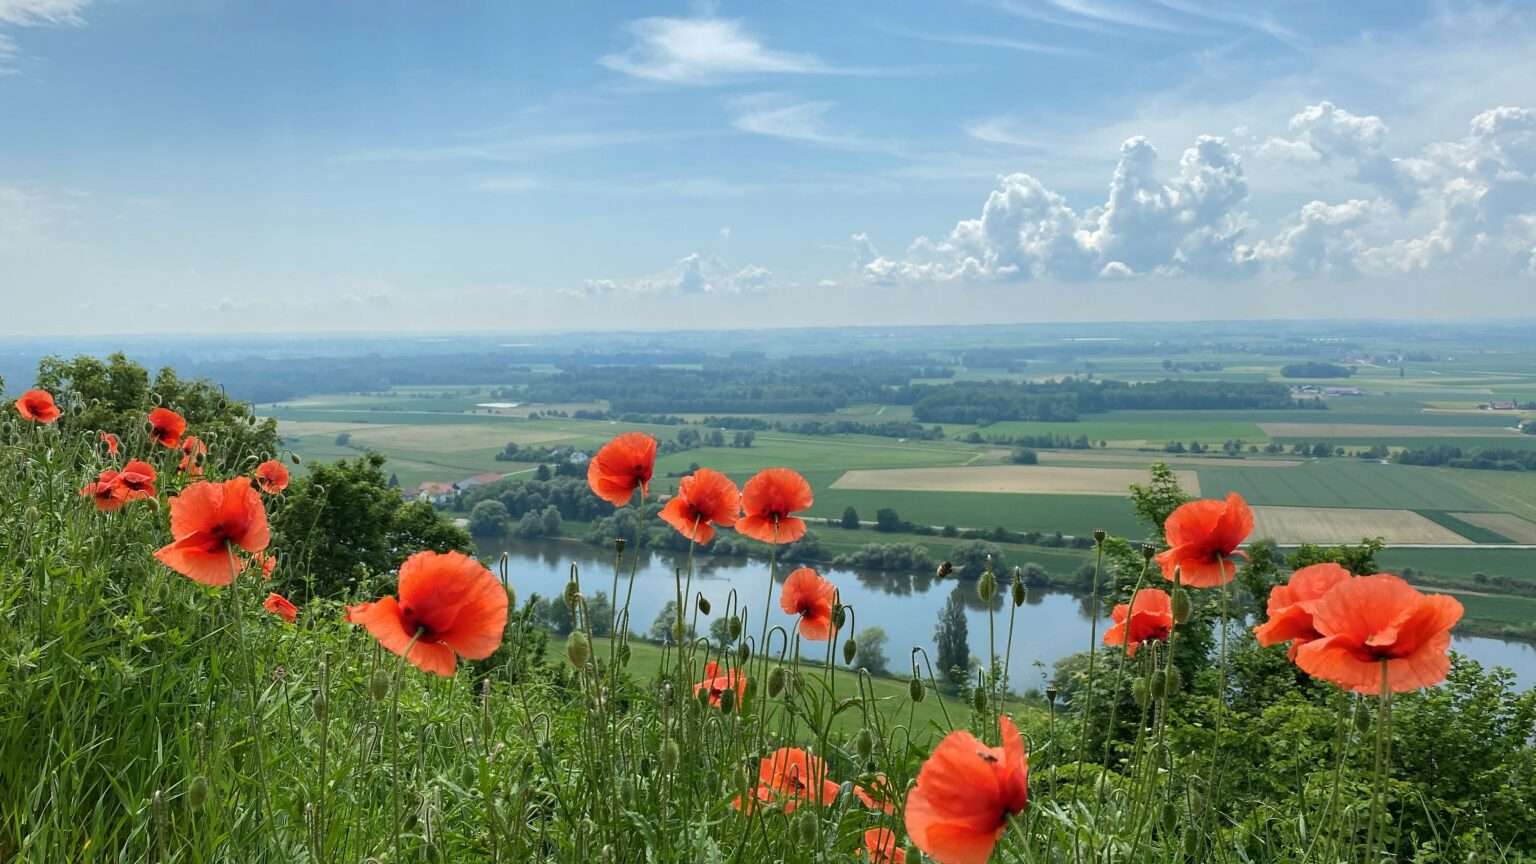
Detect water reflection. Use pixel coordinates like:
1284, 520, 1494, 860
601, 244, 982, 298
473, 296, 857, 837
479, 537, 1533, 692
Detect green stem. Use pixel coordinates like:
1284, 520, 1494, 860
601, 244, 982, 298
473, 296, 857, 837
1365, 661, 1392, 864
391, 631, 423, 862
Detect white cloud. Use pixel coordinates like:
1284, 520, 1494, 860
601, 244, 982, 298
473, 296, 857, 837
857, 103, 1536, 288
599, 15, 852, 84
728, 95, 897, 154
576, 253, 777, 298
0, 0, 87, 26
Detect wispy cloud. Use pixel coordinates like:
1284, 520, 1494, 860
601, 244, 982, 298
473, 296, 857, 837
881, 25, 1091, 58
341, 130, 704, 164
1151, 0, 1305, 50
599, 14, 876, 84
729, 94, 906, 156
0, 0, 87, 26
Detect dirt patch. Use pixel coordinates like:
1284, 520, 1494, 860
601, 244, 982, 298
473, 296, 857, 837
1258, 423, 1520, 438
1251, 506, 1471, 545
1449, 512, 1536, 543
1038, 451, 1301, 469
830, 465, 1202, 496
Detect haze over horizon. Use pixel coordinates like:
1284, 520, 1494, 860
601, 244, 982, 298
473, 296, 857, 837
3, 0, 1535, 333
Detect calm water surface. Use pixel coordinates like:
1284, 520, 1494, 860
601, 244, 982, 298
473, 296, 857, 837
479, 537, 1536, 692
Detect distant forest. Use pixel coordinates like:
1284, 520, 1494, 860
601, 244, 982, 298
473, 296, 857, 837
907, 379, 1308, 424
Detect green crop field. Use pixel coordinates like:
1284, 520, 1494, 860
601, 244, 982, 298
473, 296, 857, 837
807, 487, 1142, 538
1196, 461, 1510, 512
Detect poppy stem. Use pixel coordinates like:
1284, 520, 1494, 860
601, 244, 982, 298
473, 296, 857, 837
1299, 692, 1355, 864
223, 544, 272, 851
1069, 536, 1107, 853
391, 630, 423, 862
1365, 660, 1392, 864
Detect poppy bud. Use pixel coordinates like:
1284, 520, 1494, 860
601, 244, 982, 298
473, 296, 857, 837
936, 561, 953, 579
290, 453, 302, 465
793, 809, 817, 845
718, 687, 736, 714
728, 615, 742, 641
909, 677, 926, 703
855, 729, 875, 760
904, 843, 920, 861
312, 690, 328, 720
660, 738, 680, 773
736, 642, 751, 665
1011, 570, 1026, 607
1171, 589, 1192, 624
1141, 543, 1157, 561
188, 775, 209, 810
562, 581, 581, 610
566, 632, 590, 667
831, 603, 846, 630
370, 668, 391, 701
670, 621, 685, 644
1132, 678, 1150, 708
768, 666, 787, 697
1149, 671, 1167, 699
697, 596, 712, 616
618, 642, 632, 666
977, 570, 996, 603
1160, 801, 1179, 835
843, 638, 858, 665
1355, 707, 1371, 735
1093, 529, 1107, 544
1165, 666, 1183, 695
1183, 825, 1202, 857
972, 687, 987, 712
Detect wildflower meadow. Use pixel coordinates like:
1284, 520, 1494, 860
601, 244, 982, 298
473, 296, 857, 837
3, 368, 1535, 863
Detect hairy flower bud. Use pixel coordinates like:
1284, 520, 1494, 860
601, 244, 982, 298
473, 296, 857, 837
909, 677, 926, 703
843, 638, 858, 665
566, 632, 590, 667
697, 595, 712, 616
1150, 671, 1167, 699
768, 666, 787, 698
188, 775, 209, 810
736, 641, 751, 666
728, 615, 742, 641
977, 570, 996, 603
831, 603, 846, 630
855, 728, 875, 760
718, 687, 736, 715
1165, 666, 1184, 696
370, 668, 391, 701
972, 687, 987, 712
562, 581, 581, 610
660, 738, 680, 773
1132, 678, 1150, 708
1171, 589, 1192, 624
1011, 569, 1026, 607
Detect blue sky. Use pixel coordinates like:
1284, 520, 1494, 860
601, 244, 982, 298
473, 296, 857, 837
1, 0, 1534, 333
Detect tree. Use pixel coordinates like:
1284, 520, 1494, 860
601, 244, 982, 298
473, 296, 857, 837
950, 540, 1003, 577
1128, 462, 1191, 536
540, 505, 563, 537
841, 506, 861, 530
269, 452, 472, 599
388, 472, 400, 488
708, 616, 735, 647
469, 500, 510, 537
1010, 447, 1039, 465
535, 464, 552, 481
934, 590, 971, 691
647, 600, 694, 644
852, 626, 890, 676
875, 508, 904, 533
513, 511, 544, 539
335, 432, 352, 447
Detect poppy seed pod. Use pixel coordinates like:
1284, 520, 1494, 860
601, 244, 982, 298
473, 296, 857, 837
909, 677, 926, 702
370, 668, 391, 701
768, 665, 787, 697
566, 632, 590, 667
843, 638, 858, 665
1141, 543, 1158, 561
614, 538, 627, 554
697, 596, 712, 616
1093, 529, 1107, 544
977, 570, 997, 603
1172, 589, 1192, 624
1045, 686, 1058, 704
1011, 569, 1026, 607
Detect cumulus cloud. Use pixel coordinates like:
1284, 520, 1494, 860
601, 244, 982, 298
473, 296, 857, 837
575, 253, 777, 298
857, 102, 1536, 288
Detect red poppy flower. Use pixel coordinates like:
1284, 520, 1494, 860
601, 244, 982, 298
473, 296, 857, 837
263, 592, 298, 624
119, 460, 157, 500
1253, 563, 1351, 659
692, 660, 747, 708
905, 715, 1029, 864
154, 477, 271, 585
861, 828, 907, 863
345, 550, 508, 677
253, 551, 277, 581
1104, 588, 1175, 658
81, 470, 128, 512
736, 468, 814, 544
1154, 492, 1253, 588
1294, 574, 1463, 694
731, 747, 840, 814
178, 436, 208, 476
586, 433, 657, 507
780, 567, 838, 641
15, 389, 61, 424
854, 773, 898, 815
659, 468, 740, 543
100, 431, 121, 456
254, 459, 290, 494
147, 407, 186, 449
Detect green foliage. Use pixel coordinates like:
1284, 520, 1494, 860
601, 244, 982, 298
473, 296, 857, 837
933, 588, 971, 691
851, 625, 890, 676
269, 452, 471, 598
1128, 461, 1191, 536
469, 499, 511, 536
1287, 537, 1386, 575
840, 506, 860, 529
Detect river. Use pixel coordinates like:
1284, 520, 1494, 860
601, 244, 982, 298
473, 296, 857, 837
477, 537, 1536, 692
